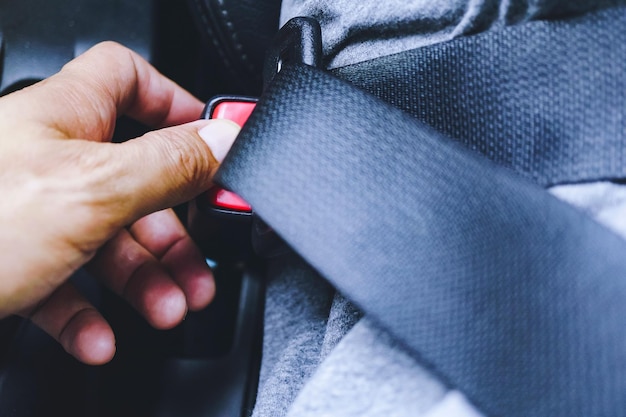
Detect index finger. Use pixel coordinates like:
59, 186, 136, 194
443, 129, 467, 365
2, 41, 203, 141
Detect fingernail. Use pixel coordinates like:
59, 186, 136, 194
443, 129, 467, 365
198, 119, 241, 163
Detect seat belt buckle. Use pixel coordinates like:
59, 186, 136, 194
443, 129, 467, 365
199, 95, 256, 215
188, 96, 256, 262
190, 17, 324, 261
189, 95, 293, 260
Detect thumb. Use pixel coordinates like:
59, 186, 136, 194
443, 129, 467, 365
112, 118, 240, 224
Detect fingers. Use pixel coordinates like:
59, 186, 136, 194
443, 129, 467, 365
86, 229, 188, 329
1, 40, 241, 231
1, 41, 204, 141
87, 210, 215, 328
129, 209, 215, 311
30, 207, 215, 364
104, 119, 240, 224
27, 282, 115, 365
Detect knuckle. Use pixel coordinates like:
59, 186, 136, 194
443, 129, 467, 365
89, 41, 128, 58
64, 41, 128, 74
160, 130, 212, 189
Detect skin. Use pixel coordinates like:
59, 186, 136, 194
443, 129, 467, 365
0, 41, 240, 365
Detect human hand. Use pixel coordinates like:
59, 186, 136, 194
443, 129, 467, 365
0, 42, 240, 364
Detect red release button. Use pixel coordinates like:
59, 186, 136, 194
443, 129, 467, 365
212, 101, 256, 127
206, 98, 257, 213
207, 187, 252, 212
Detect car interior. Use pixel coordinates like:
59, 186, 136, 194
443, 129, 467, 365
3, 1, 626, 416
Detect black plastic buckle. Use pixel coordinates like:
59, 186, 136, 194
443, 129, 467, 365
189, 96, 257, 262
192, 17, 323, 260
190, 94, 290, 260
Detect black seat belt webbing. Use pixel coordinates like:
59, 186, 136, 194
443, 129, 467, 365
335, 6, 626, 187
216, 7, 626, 417
216, 63, 626, 417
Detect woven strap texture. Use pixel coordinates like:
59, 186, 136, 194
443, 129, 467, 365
334, 6, 626, 186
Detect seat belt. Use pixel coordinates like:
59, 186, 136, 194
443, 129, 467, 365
216, 6, 626, 417
332, 6, 626, 187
